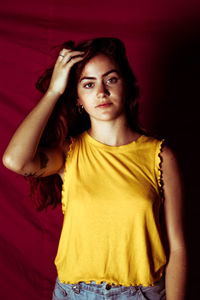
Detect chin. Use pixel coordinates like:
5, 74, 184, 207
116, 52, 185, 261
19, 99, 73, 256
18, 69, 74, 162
93, 113, 125, 122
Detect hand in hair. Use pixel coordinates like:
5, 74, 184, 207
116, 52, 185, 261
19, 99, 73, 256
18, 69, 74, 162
2, 49, 85, 178
48, 49, 85, 96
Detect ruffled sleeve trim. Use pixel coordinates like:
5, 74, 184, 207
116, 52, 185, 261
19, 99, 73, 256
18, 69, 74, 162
155, 139, 165, 204
61, 136, 76, 214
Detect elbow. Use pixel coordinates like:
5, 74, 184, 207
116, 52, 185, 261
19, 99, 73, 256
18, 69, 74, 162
2, 153, 24, 173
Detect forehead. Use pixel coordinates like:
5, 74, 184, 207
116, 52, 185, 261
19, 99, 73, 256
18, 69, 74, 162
80, 54, 119, 76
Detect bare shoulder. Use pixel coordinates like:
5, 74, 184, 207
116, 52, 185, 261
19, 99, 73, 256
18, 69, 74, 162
161, 144, 178, 162
160, 144, 186, 252
161, 144, 182, 182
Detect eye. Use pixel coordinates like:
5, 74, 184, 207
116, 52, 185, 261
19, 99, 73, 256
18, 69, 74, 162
83, 82, 94, 89
106, 77, 118, 85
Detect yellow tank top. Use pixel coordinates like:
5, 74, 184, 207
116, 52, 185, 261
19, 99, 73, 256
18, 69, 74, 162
55, 131, 167, 287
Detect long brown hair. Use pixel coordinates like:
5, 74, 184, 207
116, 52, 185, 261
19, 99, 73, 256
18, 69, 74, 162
27, 37, 141, 211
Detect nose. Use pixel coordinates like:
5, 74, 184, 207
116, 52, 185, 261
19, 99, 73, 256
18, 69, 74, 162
96, 82, 110, 97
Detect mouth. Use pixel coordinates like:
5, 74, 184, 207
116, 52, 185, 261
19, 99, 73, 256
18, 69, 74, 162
96, 102, 112, 108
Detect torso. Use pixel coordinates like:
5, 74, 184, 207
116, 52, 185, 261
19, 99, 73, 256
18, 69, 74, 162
57, 131, 144, 181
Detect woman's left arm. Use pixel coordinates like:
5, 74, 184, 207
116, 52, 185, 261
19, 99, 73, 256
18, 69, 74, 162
162, 145, 188, 300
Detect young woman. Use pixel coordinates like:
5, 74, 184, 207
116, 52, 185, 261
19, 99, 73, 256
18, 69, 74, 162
2, 37, 187, 300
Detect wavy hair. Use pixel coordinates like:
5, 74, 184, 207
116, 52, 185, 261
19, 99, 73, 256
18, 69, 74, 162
27, 37, 142, 211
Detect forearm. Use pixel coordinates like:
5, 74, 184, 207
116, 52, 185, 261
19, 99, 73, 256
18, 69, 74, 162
3, 48, 85, 173
2, 89, 60, 171
165, 248, 188, 300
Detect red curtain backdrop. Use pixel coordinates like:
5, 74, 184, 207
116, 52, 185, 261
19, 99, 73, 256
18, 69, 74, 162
0, 1, 200, 299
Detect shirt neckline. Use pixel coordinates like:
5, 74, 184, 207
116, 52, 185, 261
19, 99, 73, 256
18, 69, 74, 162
82, 131, 146, 151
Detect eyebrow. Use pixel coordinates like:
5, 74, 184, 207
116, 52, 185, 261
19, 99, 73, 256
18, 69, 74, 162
80, 69, 119, 82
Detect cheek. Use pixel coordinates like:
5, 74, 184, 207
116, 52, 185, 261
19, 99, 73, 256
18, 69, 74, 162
112, 84, 124, 97
77, 85, 82, 99
77, 88, 96, 104
119, 83, 126, 98
77, 94, 93, 110
77, 87, 87, 105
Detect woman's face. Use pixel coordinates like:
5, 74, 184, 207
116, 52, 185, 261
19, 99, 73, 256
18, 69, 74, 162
77, 54, 126, 123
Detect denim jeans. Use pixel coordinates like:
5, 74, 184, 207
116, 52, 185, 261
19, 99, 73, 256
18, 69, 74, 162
52, 276, 166, 300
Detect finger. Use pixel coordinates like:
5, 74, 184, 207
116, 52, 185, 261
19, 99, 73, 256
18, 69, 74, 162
59, 48, 71, 55
57, 48, 70, 58
62, 53, 85, 64
66, 50, 85, 56
66, 55, 85, 67
57, 54, 65, 62
56, 50, 85, 65
59, 49, 84, 58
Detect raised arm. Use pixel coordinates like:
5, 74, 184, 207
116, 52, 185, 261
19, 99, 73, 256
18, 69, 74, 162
162, 145, 188, 300
2, 49, 84, 177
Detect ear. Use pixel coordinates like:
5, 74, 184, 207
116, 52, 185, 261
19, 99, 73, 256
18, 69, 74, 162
76, 98, 82, 106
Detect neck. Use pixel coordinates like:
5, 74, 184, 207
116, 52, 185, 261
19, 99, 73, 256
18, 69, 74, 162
88, 117, 140, 146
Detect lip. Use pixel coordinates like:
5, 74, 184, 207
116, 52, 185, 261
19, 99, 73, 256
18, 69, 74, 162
96, 103, 112, 108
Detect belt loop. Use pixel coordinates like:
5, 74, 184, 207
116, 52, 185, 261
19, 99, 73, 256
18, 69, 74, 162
72, 283, 80, 294
130, 285, 140, 295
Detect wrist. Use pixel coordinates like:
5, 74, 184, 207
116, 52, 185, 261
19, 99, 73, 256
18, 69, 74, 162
42, 89, 63, 106
46, 88, 63, 99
